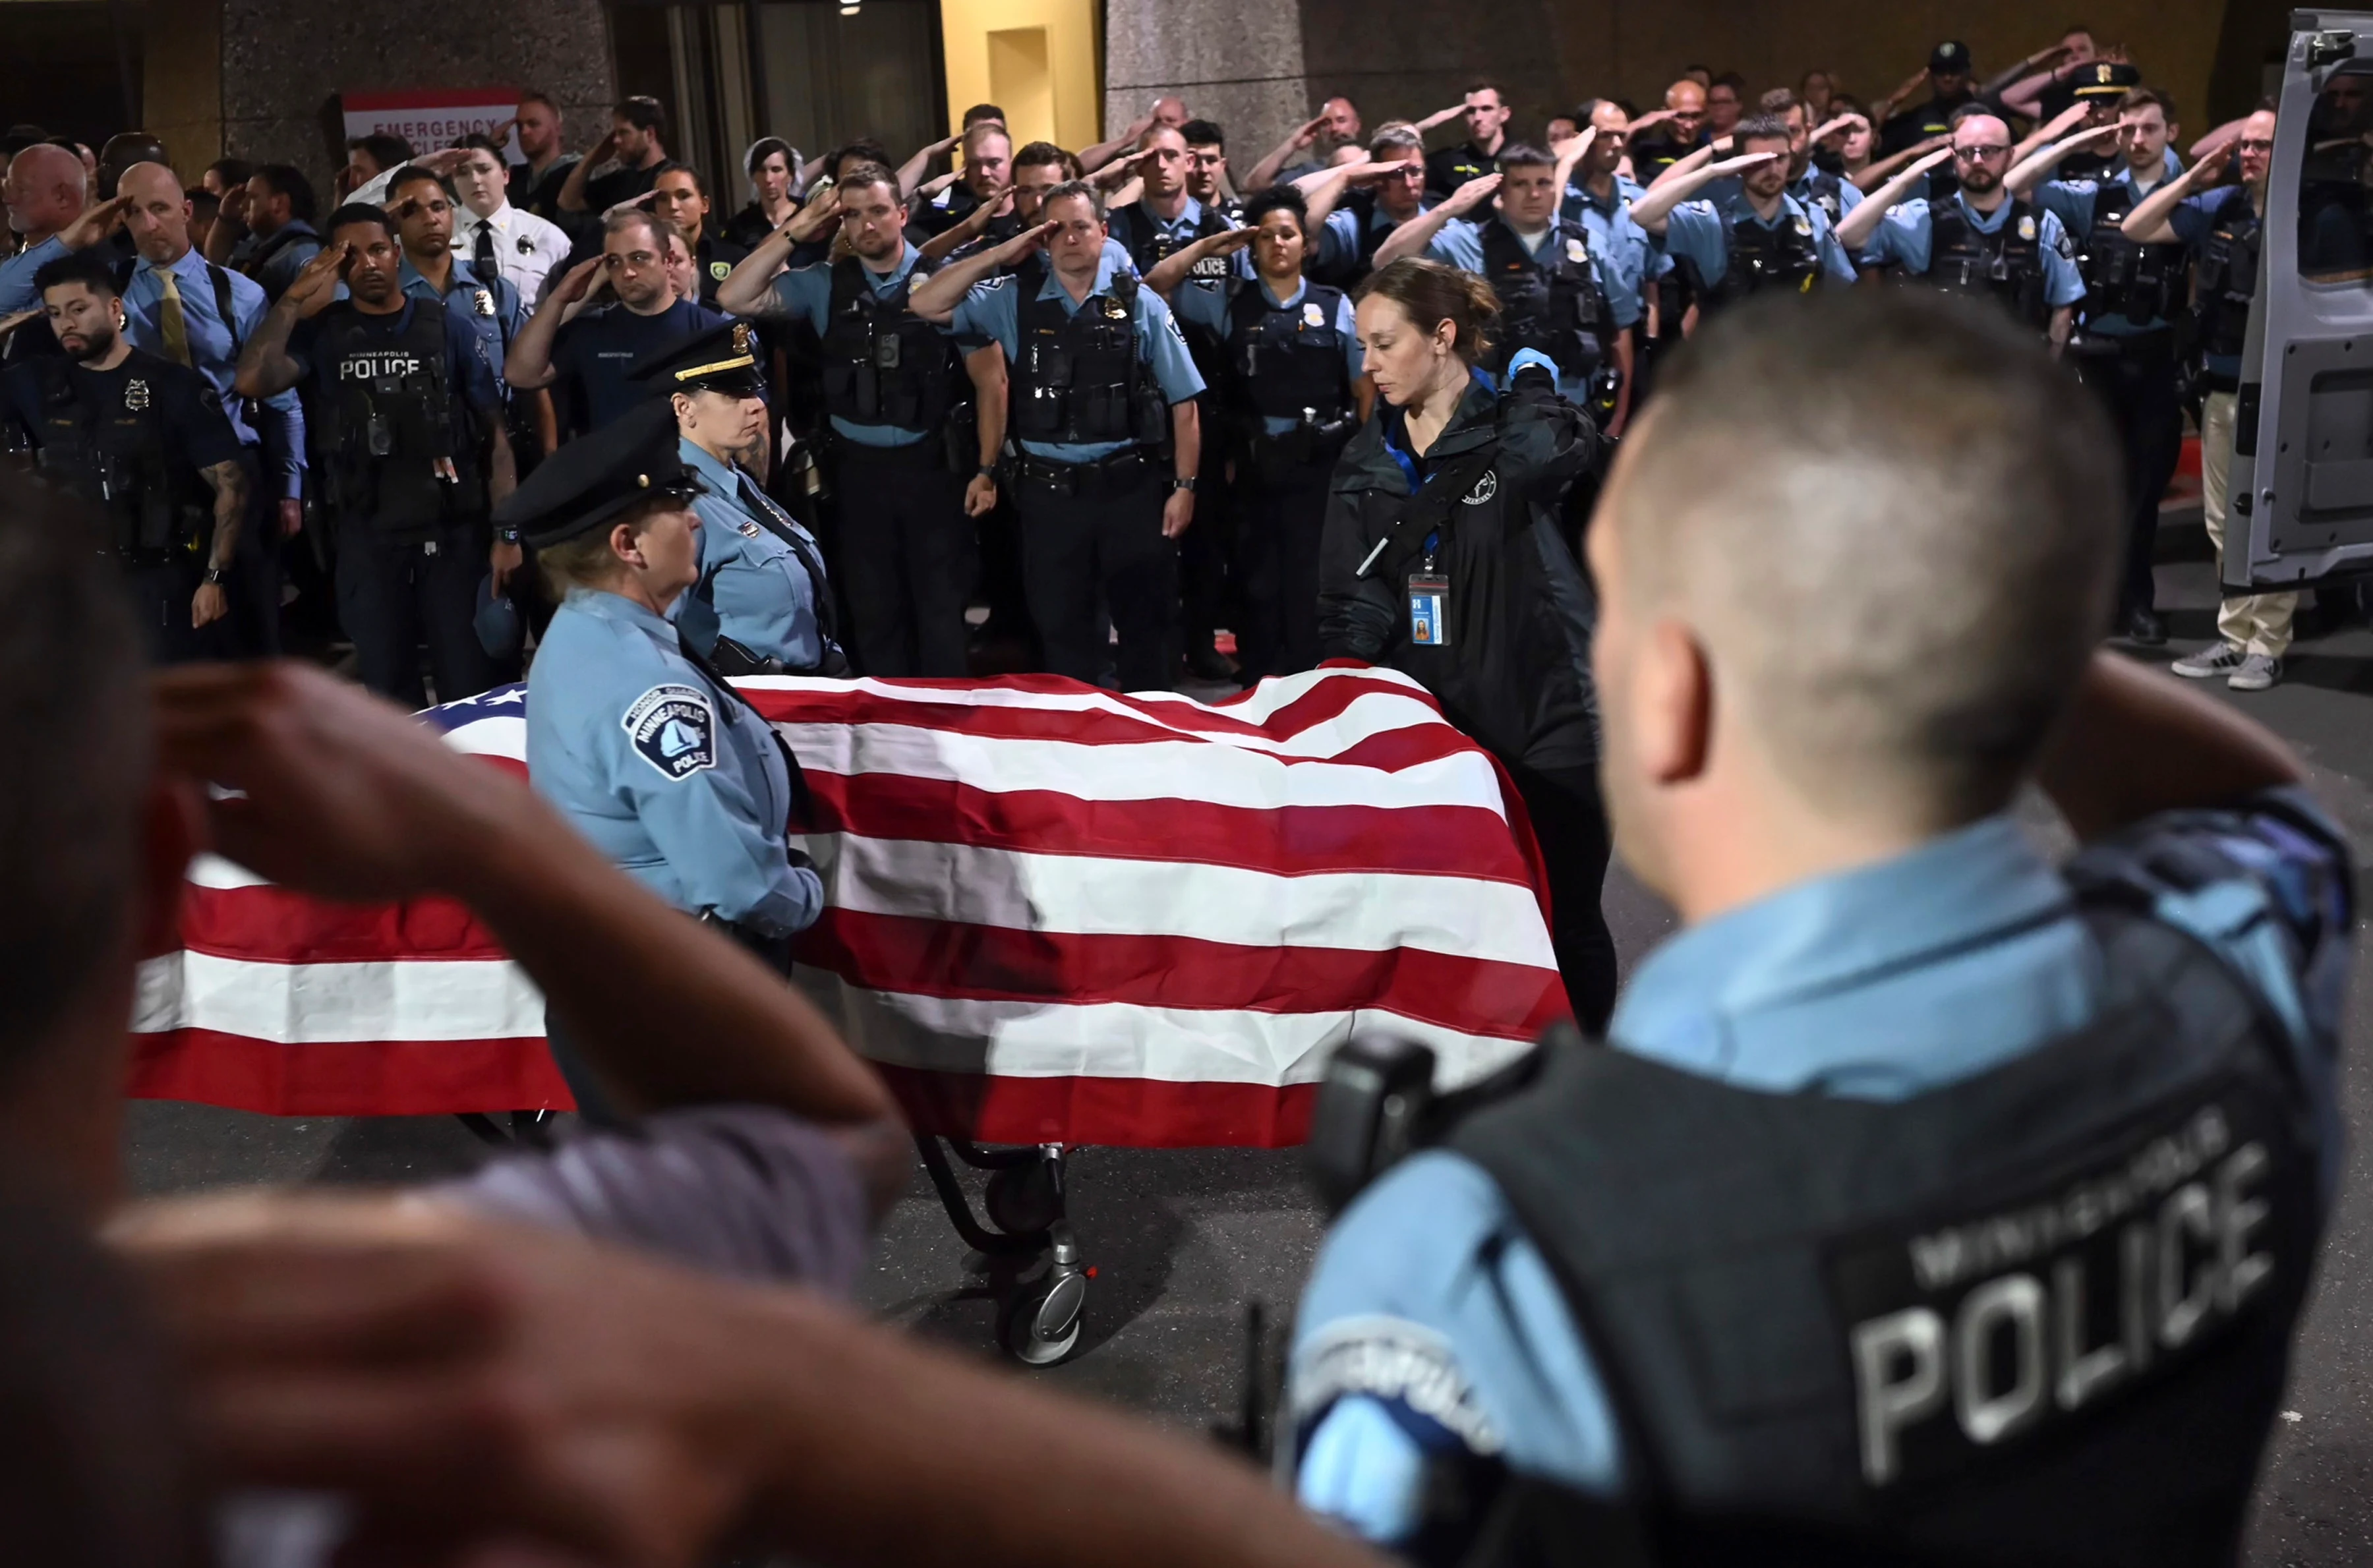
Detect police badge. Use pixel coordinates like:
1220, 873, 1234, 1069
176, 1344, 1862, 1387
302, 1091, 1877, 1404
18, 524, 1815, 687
1566, 237, 1588, 264
2018, 214, 2037, 242
473, 287, 495, 318
123, 378, 151, 412
732, 322, 753, 355
1793, 213, 1814, 236
1303, 300, 1326, 328
711, 260, 731, 280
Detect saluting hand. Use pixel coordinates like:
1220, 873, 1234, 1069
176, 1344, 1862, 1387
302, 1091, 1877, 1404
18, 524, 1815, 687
281, 243, 349, 317
548, 254, 606, 308
1290, 113, 1328, 150
782, 187, 842, 243
1809, 112, 1869, 144
1709, 150, 1783, 176
57, 194, 131, 252
1442, 171, 1504, 216
999, 219, 1061, 264
0, 308, 39, 338
1907, 146, 1958, 179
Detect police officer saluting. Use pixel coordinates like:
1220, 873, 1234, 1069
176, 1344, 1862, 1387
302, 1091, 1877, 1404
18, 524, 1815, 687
719, 161, 981, 678
2016, 84, 2193, 647
911, 184, 1206, 692
1838, 114, 2086, 347
1292, 288, 2350, 1568
233, 204, 515, 707
633, 322, 846, 678
1376, 141, 1626, 419
1148, 183, 1369, 679
498, 397, 824, 1120
2, 251, 248, 661
1631, 115, 1860, 315
1103, 124, 1235, 278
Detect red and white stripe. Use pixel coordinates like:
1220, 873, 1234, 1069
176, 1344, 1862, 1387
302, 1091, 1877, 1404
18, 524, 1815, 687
131, 667, 1565, 1147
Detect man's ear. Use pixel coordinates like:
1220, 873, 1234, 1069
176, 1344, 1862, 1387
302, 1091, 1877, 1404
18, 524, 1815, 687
1633, 618, 1714, 788
132, 775, 204, 960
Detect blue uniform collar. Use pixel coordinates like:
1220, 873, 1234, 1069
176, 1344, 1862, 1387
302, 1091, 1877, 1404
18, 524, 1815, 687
1609, 814, 2072, 1082
1372, 200, 1427, 233
1140, 194, 1206, 235
399, 252, 494, 299
1569, 174, 1641, 215
1950, 190, 2020, 231
858, 241, 923, 287
1720, 190, 1809, 230
1257, 276, 1309, 309
569, 588, 679, 641
677, 435, 745, 498
1034, 252, 1125, 312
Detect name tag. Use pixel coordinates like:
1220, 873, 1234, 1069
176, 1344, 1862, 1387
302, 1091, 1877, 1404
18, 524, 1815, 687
1408, 571, 1450, 647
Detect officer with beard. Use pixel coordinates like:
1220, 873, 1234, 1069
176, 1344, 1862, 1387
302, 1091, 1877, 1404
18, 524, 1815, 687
1838, 114, 2084, 346
1630, 116, 1860, 317
2, 250, 249, 661
233, 206, 514, 707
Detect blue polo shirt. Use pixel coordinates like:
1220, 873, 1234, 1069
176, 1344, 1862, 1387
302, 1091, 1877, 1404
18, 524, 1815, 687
548, 295, 732, 434
768, 242, 945, 450
1171, 275, 1363, 435
1863, 191, 2088, 309
951, 250, 1205, 463
1290, 790, 2353, 1550
1658, 189, 1860, 290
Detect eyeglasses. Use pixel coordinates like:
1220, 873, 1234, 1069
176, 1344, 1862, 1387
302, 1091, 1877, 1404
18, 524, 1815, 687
1954, 144, 2013, 160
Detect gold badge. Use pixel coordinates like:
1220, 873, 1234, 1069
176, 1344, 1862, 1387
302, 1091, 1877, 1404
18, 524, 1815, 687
2097, 63, 2115, 84
123, 378, 150, 411
473, 287, 495, 317
732, 322, 753, 355
1102, 295, 1129, 319
2017, 214, 2037, 241
1303, 301, 1326, 328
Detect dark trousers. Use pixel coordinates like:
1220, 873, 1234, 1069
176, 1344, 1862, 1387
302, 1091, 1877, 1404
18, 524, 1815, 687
831, 442, 976, 678
1232, 457, 1331, 680
1180, 413, 1233, 658
2078, 336, 2184, 618
334, 518, 496, 710
1504, 759, 1618, 1035
231, 449, 282, 656
124, 554, 231, 666
1014, 456, 1177, 691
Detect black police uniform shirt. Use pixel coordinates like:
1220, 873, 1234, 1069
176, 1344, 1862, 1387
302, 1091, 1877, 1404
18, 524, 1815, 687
285, 299, 504, 426
1425, 141, 1500, 202
510, 154, 584, 224
1, 347, 243, 484
1289, 786, 2354, 1551
691, 233, 752, 309
1879, 92, 1978, 158
548, 295, 733, 434
583, 160, 660, 216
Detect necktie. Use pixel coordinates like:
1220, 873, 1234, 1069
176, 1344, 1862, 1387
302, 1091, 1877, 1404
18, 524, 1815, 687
473, 219, 499, 283
157, 271, 192, 367
736, 473, 839, 646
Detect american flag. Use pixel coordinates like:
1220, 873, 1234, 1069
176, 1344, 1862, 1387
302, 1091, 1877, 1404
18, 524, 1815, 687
129, 667, 1566, 1147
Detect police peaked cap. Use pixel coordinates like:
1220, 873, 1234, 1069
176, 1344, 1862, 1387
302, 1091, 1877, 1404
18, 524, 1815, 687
628, 320, 768, 398
492, 400, 707, 550
2072, 61, 2144, 99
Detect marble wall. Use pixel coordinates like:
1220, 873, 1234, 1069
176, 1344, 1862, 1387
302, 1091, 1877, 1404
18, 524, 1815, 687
1101, 0, 1309, 182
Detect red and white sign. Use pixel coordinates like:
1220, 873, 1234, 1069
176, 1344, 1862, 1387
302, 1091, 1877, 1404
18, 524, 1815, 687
341, 87, 522, 161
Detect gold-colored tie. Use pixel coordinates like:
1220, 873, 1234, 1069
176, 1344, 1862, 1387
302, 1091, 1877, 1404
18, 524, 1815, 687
158, 271, 192, 367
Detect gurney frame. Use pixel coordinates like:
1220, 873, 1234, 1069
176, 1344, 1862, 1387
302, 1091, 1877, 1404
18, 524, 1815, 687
913, 1136, 1089, 1365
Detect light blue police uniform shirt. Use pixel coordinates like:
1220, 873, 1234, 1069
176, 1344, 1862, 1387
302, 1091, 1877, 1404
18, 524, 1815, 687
1659, 189, 1860, 290
123, 246, 307, 499
1424, 218, 1625, 404
526, 589, 821, 937
399, 253, 526, 395
670, 436, 831, 672
1316, 198, 1432, 277
1106, 194, 1252, 278
769, 242, 938, 449
1291, 793, 2354, 1546
1560, 174, 1659, 305
1865, 190, 2089, 309
1171, 275, 1362, 436
951, 248, 1206, 463
0, 234, 67, 314
2030, 163, 2183, 335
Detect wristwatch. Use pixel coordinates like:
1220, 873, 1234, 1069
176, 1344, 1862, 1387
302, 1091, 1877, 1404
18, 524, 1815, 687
202, 566, 227, 586
975, 465, 997, 481
1171, 477, 1198, 494
496, 527, 522, 545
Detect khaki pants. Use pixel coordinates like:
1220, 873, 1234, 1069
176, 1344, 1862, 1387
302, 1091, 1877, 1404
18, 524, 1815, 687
2200, 390, 2296, 657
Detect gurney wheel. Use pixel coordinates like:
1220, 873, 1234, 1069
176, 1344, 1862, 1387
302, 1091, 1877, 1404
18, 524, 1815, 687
1003, 1269, 1086, 1366
984, 1160, 1061, 1236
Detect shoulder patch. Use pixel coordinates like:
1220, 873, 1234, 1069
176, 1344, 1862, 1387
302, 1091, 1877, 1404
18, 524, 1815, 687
1291, 1316, 1503, 1457
1463, 469, 1498, 506
622, 683, 717, 780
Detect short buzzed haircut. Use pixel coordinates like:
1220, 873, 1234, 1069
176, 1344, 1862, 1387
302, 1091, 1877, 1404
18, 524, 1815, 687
385, 164, 456, 204
2120, 86, 2177, 121
0, 473, 148, 1068
1038, 180, 1100, 218
604, 206, 673, 250
1730, 113, 1794, 149
835, 160, 901, 202
32, 250, 118, 299
1613, 291, 2118, 825
1368, 125, 1424, 160
1012, 140, 1074, 176
324, 201, 395, 243
1759, 87, 1801, 116
1495, 142, 1554, 171
1181, 119, 1225, 150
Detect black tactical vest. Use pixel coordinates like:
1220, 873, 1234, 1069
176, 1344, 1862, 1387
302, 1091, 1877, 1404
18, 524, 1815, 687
817, 256, 961, 433
1479, 218, 1609, 382
30, 355, 210, 562
1112, 198, 1233, 283
1223, 279, 1352, 424
2195, 203, 2263, 365
1923, 198, 2052, 329
314, 300, 475, 540
1699, 204, 1824, 311
1009, 261, 1167, 448
2074, 179, 2191, 334
1448, 904, 2320, 1568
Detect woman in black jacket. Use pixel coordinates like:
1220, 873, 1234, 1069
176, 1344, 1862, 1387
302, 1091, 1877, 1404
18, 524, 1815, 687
1317, 257, 1616, 1028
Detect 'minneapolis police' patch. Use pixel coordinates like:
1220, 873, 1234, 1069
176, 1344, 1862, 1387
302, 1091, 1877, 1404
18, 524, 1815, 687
622, 684, 717, 779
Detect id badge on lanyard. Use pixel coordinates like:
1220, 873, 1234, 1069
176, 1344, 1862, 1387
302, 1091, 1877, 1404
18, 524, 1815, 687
1409, 543, 1450, 647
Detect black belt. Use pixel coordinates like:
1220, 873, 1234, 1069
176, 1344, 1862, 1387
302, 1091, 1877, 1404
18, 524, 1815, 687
2202, 370, 2243, 394
1011, 447, 1155, 495
698, 910, 795, 975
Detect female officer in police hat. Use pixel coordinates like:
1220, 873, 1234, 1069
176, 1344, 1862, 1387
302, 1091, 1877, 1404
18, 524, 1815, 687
493, 397, 823, 1118
630, 321, 849, 677
1316, 256, 1615, 1029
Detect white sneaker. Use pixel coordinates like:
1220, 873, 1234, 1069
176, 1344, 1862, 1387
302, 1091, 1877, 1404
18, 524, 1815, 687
2171, 643, 2247, 679
2228, 654, 2284, 691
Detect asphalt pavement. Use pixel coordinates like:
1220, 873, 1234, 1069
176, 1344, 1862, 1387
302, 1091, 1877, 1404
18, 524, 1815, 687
121, 509, 2373, 1561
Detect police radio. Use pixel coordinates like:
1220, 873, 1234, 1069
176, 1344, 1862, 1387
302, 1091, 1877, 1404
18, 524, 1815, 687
1304, 1025, 1569, 1215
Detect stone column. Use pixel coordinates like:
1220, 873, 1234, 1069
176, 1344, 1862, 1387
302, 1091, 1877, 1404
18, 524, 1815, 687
1102, 0, 1310, 180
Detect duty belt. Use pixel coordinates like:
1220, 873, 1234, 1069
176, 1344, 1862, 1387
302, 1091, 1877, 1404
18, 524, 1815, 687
1010, 447, 1154, 496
